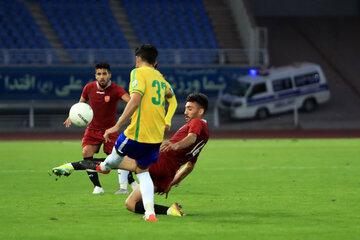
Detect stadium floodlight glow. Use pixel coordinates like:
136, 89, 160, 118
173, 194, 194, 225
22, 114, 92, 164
248, 69, 258, 77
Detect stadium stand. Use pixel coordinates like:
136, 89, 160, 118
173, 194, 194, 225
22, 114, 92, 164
39, 0, 131, 64
0, 0, 57, 64
120, 0, 219, 64
0, 0, 254, 65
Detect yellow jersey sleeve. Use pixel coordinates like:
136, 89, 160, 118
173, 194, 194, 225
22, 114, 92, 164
165, 81, 174, 96
130, 69, 145, 96
165, 94, 177, 126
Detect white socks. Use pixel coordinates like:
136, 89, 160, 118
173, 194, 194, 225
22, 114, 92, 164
118, 169, 129, 187
100, 147, 124, 171
136, 172, 155, 217
166, 208, 171, 215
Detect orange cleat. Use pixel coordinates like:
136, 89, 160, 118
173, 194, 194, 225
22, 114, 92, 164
145, 214, 158, 222
96, 162, 110, 174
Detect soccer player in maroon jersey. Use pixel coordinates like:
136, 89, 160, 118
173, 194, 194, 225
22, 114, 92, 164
63, 62, 131, 194
125, 93, 209, 216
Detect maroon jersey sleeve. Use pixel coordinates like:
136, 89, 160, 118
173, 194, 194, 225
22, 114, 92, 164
187, 119, 208, 164
81, 83, 90, 101
116, 85, 127, 100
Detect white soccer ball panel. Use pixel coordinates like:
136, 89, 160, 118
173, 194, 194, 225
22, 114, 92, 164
69, 103, 93, 127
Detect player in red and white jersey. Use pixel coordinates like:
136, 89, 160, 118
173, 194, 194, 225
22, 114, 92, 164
63, 62, 133, 194
150, 118, 209, 193
81, 79, 126, 132
125, 93, 209, 217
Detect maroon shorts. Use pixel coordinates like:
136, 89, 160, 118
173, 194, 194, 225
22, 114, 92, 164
82, 128, 120, 154
149, 152, 175, 192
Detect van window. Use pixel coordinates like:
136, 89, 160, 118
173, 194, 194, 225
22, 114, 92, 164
272, 78, 293, 92
294, 72, 320, 87
228, 81, 250, 97
249, 83, 267, 97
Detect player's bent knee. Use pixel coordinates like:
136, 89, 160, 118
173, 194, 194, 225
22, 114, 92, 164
125, 198, 135, 212
82, 149, 91, 157
101, 148, 124, 171
82, 145, 99, 157
135, 165, 150, 174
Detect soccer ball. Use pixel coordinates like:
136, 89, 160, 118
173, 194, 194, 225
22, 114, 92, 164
69, 103, 93, 127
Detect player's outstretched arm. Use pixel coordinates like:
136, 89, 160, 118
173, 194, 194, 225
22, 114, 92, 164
164, 94, 177, 131
160, 161, 195, 198
104, 92, 142, 142
162, 133, 197, 151
64, 117, 72, 127
171, 161, 195, 187
121, 93, 131, 103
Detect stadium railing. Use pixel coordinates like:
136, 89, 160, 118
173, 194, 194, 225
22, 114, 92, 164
0, 49, 269, 66
0, 49, 58, 65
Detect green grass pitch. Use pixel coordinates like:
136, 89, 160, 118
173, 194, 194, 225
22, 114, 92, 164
0, 139, 359, 240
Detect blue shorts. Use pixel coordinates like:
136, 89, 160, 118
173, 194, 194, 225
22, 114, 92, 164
114, 132, 161, 168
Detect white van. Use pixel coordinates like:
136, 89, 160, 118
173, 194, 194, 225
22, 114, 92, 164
219, 63, 330, 119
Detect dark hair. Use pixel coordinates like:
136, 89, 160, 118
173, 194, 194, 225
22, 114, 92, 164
135, 44, 158, 65
95, 62, 111, 72
186, 93, 208, 113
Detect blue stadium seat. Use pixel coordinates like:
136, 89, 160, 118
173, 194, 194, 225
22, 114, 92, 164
39, 0, 129, 64
1, 0, 219, 65
120, 0, 219, 64
0, 1, 58, 64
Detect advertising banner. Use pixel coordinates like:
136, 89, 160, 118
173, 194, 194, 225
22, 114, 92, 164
0, 67, 250, 100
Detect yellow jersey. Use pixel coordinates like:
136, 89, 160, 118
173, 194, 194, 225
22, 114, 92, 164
124, 66, 174, 143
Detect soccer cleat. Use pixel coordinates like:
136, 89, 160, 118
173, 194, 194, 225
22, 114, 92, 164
114, 188, 128, 194
95, 162, 110, 174
144, 214, 158, 222
92, 186, 104, 194
169, 203, 184, 216
52, 164, 74, 177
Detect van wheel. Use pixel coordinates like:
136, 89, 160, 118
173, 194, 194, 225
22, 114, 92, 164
256, 108, 269, 120
302, 99, 317, 112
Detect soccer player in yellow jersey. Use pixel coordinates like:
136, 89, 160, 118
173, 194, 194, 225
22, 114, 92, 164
99, 45, 177, 221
